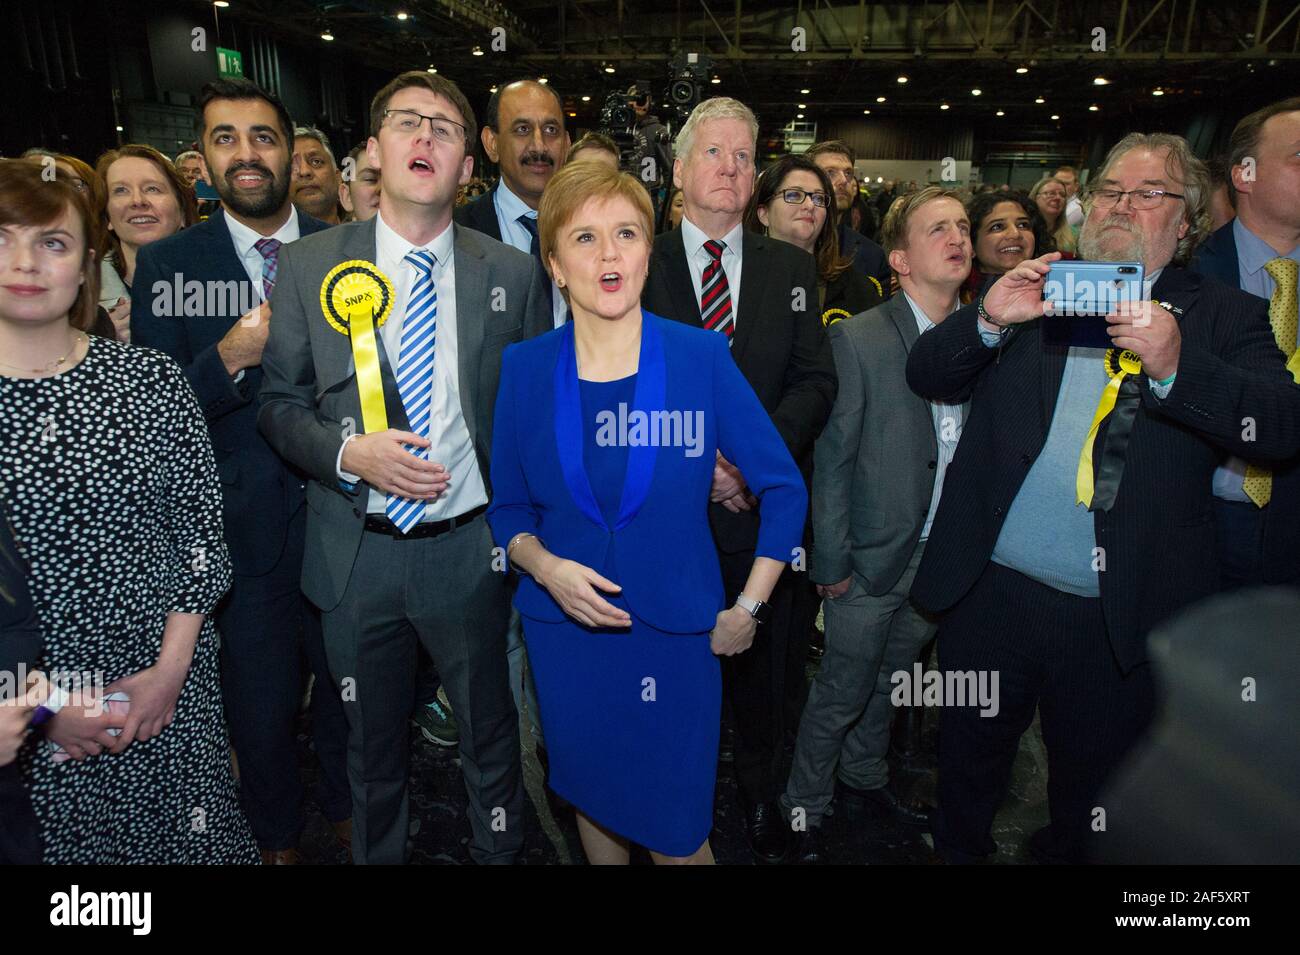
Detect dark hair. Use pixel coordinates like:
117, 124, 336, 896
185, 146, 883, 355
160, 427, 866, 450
195, 77, 295, 147
0, 159, 99, 332
965, 189, 1054, 272
369, 71, 477, 149
483, 79, 565, 132
1205, 155, 1237, 211
744, 154, 853, 283
94, 144, 198, 281
805, 140, 856, 165
1227, 96, 1300, 199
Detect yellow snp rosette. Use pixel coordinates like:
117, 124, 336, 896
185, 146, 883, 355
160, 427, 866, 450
1076, 348, 1142, 508
320, 260, 395, 435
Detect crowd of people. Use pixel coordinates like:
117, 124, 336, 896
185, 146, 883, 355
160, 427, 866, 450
0, 67, 1297, 866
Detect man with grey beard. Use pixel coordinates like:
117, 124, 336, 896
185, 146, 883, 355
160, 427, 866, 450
906, 132, 1300, 864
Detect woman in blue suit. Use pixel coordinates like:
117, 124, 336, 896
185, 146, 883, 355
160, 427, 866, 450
488, 164, 807, 864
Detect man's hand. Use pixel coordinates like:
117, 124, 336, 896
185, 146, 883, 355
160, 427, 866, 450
711, 452, 748, 503
980, 252, 1064, 329
816, 576, 852, 600
1106, 300, 1181, 382
342, 430, 451, 501
217, 301, 271, 376
710, 605, 757, 656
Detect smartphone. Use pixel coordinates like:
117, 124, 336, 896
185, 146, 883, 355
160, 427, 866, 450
1042, 260, 1144, 348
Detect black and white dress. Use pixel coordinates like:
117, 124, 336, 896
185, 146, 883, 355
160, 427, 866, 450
0, 336, 258, 863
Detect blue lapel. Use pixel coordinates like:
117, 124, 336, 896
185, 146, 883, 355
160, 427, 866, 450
553, 312, 665, 531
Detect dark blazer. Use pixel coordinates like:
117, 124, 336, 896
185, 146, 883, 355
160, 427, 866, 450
1191, 221, 1300, 584
813, 295, 963, 593
453, 186, 503, 242
642, 226, 834, 553
906, 266, 1300, 672
131, 208, 330, 578
257, 218, 552, 612
0, 512, 41, 864
487, 313, 807, 633
840, 222, 893, 300
821, 264, 885, 328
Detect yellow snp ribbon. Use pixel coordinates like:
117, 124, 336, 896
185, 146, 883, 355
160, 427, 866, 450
1076, 348, 1142, 508
320, 260, 395, 435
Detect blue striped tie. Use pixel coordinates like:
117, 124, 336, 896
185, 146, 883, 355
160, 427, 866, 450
386, 249, 438, 532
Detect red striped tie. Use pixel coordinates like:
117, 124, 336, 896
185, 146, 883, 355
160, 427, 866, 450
700, 239, 734, 340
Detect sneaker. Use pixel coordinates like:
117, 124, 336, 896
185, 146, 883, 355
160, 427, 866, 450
413, 688, 458, 747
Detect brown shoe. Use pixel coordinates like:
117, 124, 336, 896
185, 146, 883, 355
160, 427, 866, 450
332, 818, 353, 853
259, 847, 300, 865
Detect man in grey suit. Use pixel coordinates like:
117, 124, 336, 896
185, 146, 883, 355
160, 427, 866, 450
258, 71, 551, 864
781, 187, 972, 860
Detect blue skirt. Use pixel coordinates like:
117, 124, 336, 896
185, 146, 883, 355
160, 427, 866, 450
523, 615, 721, 857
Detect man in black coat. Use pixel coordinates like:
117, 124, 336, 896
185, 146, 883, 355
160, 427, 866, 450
642, 96, 835, 864
906, 132, 1300, 864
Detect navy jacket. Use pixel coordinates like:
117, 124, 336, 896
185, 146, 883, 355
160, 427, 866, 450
454, 186, 503, 242
840, 223, 893, 301
487, 313, 808, 633
1191, 221, 1300, 585
131, 208, 331, 578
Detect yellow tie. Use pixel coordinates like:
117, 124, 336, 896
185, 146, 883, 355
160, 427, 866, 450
1243, 257, 1300, 507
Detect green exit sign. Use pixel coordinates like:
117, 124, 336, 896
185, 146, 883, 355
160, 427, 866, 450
217, 47, 243, 78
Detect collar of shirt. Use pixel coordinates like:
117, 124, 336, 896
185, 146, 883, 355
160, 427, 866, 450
375, 209, 455, 276
1234, 216, 1300, 277
494, 179, 536, 248
1144, 267, 1163, 298
681, 216, 744, 265
901, 289, 959, 334
225, 206, 299, 265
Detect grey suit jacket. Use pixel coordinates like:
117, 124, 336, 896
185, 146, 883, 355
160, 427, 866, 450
811, 293, 964, 595
257, 216, 551, 611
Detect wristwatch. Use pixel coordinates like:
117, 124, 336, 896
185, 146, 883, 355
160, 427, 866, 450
734, 593, 772, 626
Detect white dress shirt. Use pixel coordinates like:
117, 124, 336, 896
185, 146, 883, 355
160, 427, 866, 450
681, 216, 744, 325
902, 292, 964, 540
338, 212, 489, 521
493, 179, 568, 329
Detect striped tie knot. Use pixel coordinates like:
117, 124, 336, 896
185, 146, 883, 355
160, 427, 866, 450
703, 238, 726, 263
254, 238, 281, 300
405, 248, 437, 275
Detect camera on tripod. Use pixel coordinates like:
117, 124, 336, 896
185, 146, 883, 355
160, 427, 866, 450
666, 51, 712, 125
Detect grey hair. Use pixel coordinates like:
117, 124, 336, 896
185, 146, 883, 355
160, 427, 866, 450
293, 126, 336, 167
673, 97, 758, 162
1085, 132, 1210, 265
174, 150, 204, 166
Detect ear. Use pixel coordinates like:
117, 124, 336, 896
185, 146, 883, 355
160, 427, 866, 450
1229, 163, 1252, 196
338, 180, 353, 214
756, 204, 770, 230
459, 152, 475, 187
547, 251, 562, 287
365, 136, 381, 173
888, 247, 909, 278
672, 156, 683, 190
481, 126, 500, 164
1177, 218, 1189, 240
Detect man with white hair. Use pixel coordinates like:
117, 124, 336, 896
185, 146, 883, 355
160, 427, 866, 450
642, 96, 835, 864
907, 132, 1300, 864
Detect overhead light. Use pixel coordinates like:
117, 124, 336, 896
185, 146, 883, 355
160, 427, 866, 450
1093, 76, 1110, 85
862, 109, 871, 115
568, 111, 577, 117
115, 125, 124, 131
472, 46, 484, 56
538, 76, 548, 84
396, 11, 408, 20
1089, 104, 1099, 111
581, 95, 591, 102
1152, 88, 1165, 96
604, 63, 616, 74
213, 1, 230, 7
800, 88, 810, 94
1051, 114, 1060, 120
711, 75, 721, 84
797, 113, 805, 119
971, 88, 982, 96
1015, 65, 1028, 74
797, 103, 806, 109
489, 85, 498, 93
320, 29, 334, 41
876, 95, 886, 103
896, 75, 908, 84
426, 65, 437, 73
1035, 96, 1045, 104
876, 176, 882, 183
940, 103, 949, 110
996, 109, 1005, 116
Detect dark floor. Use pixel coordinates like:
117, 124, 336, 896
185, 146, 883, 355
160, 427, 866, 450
295, 651, 1051, 865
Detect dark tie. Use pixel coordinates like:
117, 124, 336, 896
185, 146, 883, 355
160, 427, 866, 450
517, 214, 555, 312
700, 239, 734, 340
254, 237, 281, 302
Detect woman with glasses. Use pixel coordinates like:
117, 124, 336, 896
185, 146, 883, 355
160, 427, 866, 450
1029, 176, 1078, 255
744, 155, 883, 329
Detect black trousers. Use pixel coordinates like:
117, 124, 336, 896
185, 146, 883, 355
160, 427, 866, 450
0, 766, 40, 864
932, 562, 1155, 863
719, 548, 794, 805
218, 503, 351, 850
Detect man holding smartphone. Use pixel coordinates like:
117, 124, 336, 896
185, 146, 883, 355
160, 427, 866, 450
906, 132, 1300, 864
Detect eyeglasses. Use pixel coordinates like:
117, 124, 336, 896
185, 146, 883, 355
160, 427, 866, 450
383, 108, 467, 144
779, 187, 831, 208
1090, 188, 1185, 210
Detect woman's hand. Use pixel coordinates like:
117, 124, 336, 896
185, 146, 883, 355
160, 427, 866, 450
45, 698, 128, 761
710, 605, 757, 656
104, 662, 188, 752
536, 557, 632, 629
108, 297, 131, 342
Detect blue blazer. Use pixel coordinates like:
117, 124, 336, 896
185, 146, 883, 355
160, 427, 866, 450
1189, 220, 1241, 289
131, 208, 330, 577
487, 311, 808, 633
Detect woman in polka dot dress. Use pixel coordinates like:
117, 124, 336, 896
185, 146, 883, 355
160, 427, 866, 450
0, 159, 258, 863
